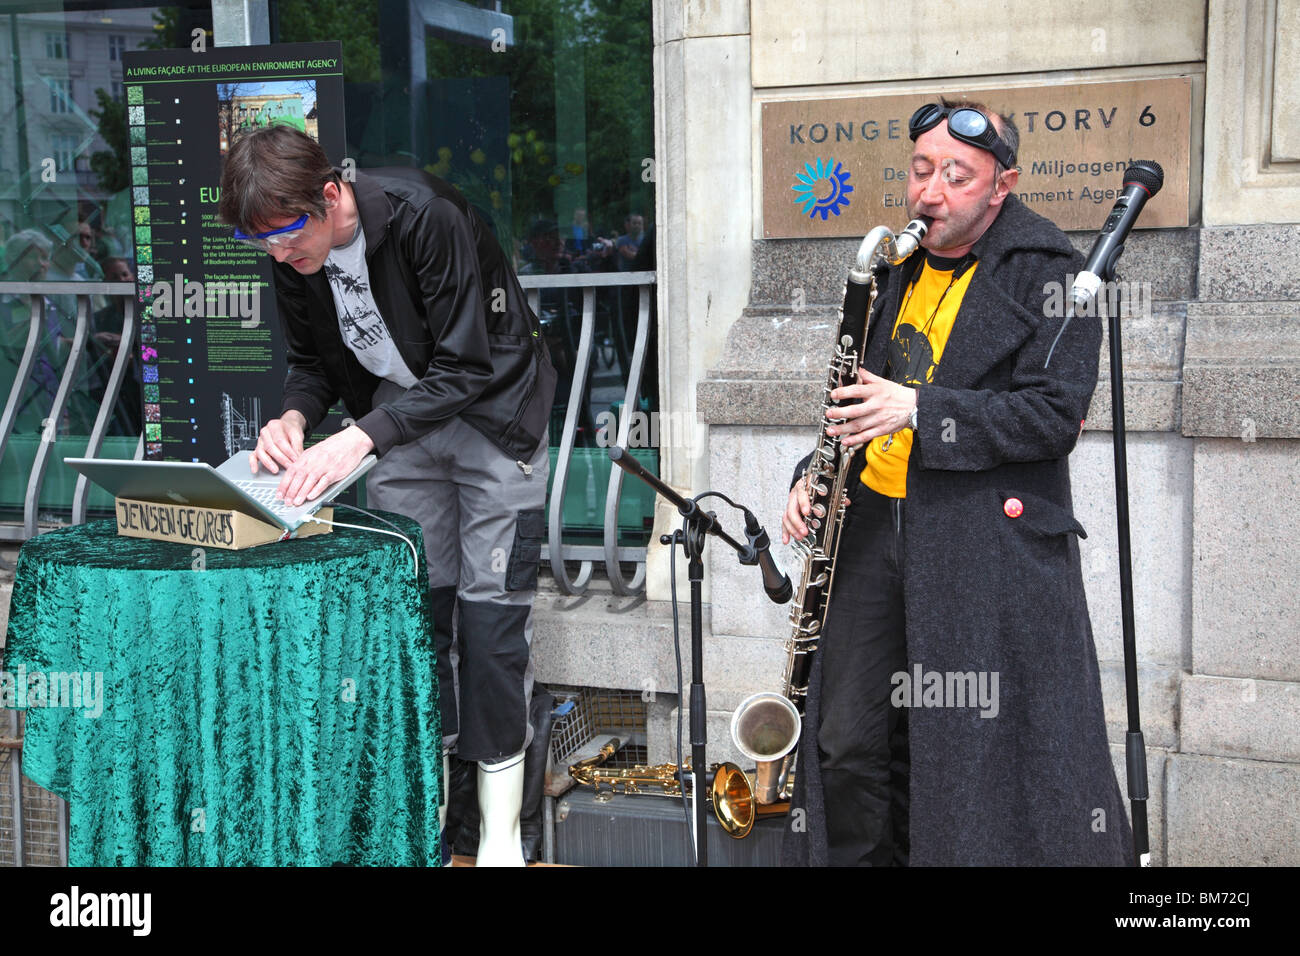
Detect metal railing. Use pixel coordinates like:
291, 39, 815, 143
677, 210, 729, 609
0, 282, 117, 864
520, 271, 656, 597
0, 281, 141, 542
0, 709, 68, 866
2, 277, 658, 594
2, 275, 659, 594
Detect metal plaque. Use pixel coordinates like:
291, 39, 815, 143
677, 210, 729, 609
761, 77, 1191, 237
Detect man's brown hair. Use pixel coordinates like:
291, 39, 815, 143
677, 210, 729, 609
217, 124, 340, 235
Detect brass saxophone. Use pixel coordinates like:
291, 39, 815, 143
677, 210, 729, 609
569, 738, 756, 838
730, 217, 932, 805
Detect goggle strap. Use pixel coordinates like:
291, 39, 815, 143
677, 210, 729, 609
908, 105, 1015, 168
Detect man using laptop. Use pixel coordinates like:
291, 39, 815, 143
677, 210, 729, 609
218, 125, 556, 866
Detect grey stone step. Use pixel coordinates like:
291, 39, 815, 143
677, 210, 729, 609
532, 586, 786, 704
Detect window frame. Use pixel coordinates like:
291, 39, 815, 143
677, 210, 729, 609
47, 77, 73, 114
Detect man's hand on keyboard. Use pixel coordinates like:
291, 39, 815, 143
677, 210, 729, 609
276, 425, 375, 507
251, 413, 307, 475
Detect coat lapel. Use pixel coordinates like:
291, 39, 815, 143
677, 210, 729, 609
930, 262, 1035, 390
304, 269, 335, 322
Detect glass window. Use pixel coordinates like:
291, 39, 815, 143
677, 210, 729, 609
48, 77, 72, 113
52, 133, 77, 171
272, 0, 658, 547
1, 3, 215, 523
45, 32, 69, 60
273, 0, 654, 285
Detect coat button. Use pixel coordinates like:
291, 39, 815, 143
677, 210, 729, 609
1004, 497, 1023, 518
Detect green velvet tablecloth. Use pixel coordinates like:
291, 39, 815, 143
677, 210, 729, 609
3, 510, 441, 866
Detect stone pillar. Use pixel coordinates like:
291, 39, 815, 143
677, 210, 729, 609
1203, 0, 1300, 223
646, 0, 753, 602
212, 0, 270, 47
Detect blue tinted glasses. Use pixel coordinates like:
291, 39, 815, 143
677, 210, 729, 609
233, 213, 310, 250
908, 105, 1016, 170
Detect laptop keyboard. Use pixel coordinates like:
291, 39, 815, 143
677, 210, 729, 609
231, 479, 295, 515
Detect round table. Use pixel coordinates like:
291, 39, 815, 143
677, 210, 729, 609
3, 509, 441, 865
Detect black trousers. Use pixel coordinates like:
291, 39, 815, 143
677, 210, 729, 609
816, 486, 910, 866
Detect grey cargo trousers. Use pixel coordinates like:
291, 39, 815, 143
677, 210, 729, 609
366, 379, 549, 764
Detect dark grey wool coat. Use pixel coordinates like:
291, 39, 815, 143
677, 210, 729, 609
782, 195, 1135, 866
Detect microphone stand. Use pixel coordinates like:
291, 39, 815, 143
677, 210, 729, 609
1052, 161, 1162, 867
1103, 287, 1151, 867
608, 445, 780, 867
1066, 285, 1151, 867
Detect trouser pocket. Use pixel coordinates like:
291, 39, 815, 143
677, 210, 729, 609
505, 508, 544, 591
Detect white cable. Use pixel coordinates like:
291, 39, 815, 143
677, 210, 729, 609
303, 514, 420, 575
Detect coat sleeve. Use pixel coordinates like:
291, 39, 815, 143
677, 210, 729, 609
911, 249, 1100, 472
354, 197, 495, 455
790, 451, 814, 490
275, 266, 339, 437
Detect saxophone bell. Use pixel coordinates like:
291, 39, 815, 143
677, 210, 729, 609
731, 691, 801, 804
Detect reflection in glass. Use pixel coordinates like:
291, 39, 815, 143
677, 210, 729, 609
1, 3, 212, 521
273, 0, 659, 547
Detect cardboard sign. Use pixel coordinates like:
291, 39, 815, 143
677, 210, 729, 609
115, 499, 332, 550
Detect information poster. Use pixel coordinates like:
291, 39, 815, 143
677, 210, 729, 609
121, 42, 345, 463
761, 77, 1191, 239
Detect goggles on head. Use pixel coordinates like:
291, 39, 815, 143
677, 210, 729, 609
233, 213, 310, 250
908, 104, 1016, 171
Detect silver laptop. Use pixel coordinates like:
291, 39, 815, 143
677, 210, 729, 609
65, 450, 377, 533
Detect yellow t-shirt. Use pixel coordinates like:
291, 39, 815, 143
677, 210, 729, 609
860, 255, 977, 498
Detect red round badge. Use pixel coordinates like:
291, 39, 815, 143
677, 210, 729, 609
1004, 497, 1023, 518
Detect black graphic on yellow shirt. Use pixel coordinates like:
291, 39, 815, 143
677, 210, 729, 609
861, 254, 978, 499
889, 324, 937, 385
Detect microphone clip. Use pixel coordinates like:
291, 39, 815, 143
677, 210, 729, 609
737, 509, 765, 565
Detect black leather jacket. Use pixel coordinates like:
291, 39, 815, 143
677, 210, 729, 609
272, 168, 556, 460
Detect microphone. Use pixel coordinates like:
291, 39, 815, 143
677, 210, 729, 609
1071, 161, 1164, 311
1046, 161, 1164, 368
609, 443, 792, 602
741, 510, 793, 605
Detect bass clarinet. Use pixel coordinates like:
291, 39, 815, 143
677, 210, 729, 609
730, 216, 931, 805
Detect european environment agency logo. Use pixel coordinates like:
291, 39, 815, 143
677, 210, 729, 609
792, 157, 853, 220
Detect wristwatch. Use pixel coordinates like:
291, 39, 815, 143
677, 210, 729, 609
909, 404, 919, 431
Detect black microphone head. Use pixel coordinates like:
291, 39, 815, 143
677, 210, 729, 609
771, 576, 793, 605
1124, 161, 1164, 197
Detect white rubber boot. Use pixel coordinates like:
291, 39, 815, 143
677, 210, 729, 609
476, 751, 526, 867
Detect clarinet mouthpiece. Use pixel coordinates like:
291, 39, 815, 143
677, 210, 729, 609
892, 216, 931, 262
